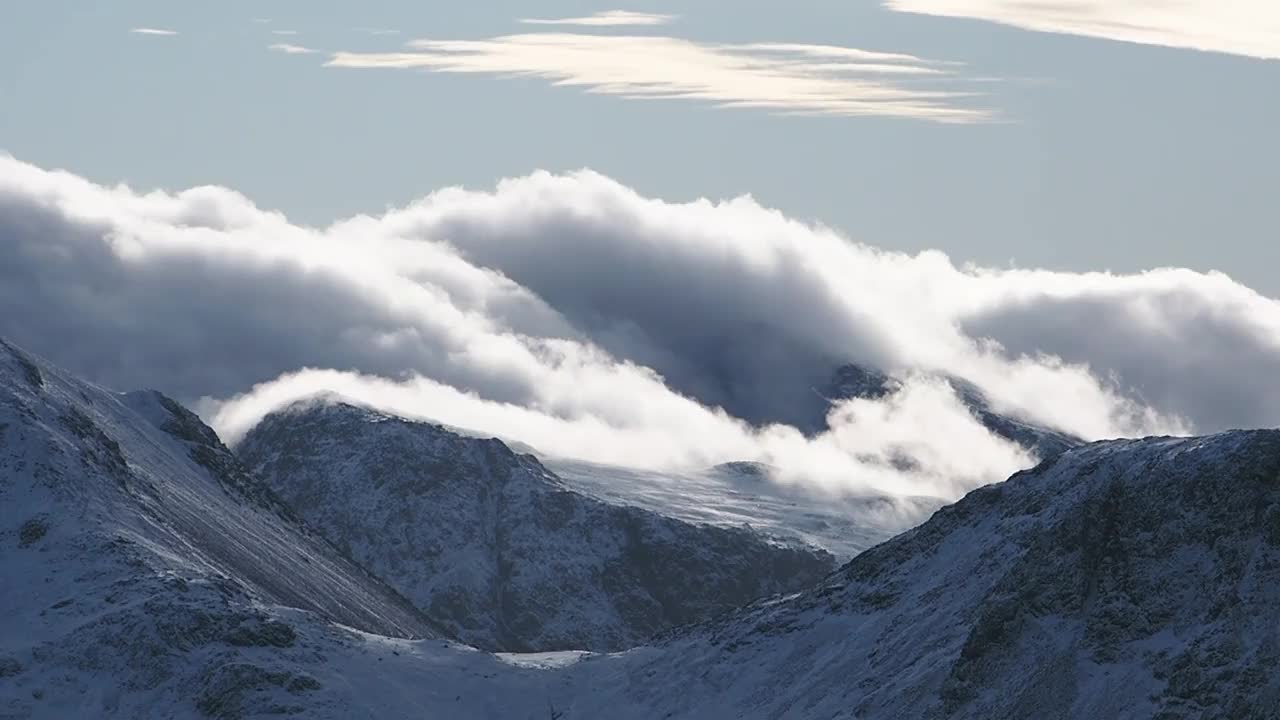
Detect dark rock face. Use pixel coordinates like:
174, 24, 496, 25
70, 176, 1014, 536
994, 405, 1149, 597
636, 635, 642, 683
237, 400, 837, 652
933, 431, 1280, 718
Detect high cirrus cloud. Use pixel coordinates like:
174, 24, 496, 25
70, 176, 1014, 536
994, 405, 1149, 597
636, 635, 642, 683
519, 10, 676, 27
269, 43, 318, 55
2, 154, 1278, 504
885, 0, 1280, 60
326, 34, 989, 122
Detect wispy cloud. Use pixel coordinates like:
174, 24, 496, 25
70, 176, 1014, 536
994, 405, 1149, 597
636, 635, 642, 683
885, 0, 1280, 60
130, 27, 178, 36
520, 10, 676, 27
358, 28, 402, 36
252, 18, 272, 24
271, 29, 300, 36
327, 33, 990, 122
270, 43, 318, 55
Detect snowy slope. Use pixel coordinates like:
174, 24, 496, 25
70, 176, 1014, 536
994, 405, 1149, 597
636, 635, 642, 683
237, 398, 837, 652
566, 429, 1280, 718
547, 458, 941, 559
0, 338, 444, 717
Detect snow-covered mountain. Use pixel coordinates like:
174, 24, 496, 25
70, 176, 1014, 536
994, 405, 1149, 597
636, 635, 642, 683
7, 336, 1279, 718
572, 428, 1280, 718
0, 339, 442, 717
236, 398, 837, 652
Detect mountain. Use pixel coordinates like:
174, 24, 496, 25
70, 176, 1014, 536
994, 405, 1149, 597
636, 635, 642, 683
814, 363, 1084, 458
223, 412, 1280, 718
236, 398, 837, 653
570, 428, 1280, 718
0, 339, 442, 717
7, 335, 1279, 718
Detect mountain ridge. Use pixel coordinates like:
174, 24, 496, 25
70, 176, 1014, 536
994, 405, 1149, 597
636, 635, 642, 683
597, 428, 1280, 718
237, 396, 838, 652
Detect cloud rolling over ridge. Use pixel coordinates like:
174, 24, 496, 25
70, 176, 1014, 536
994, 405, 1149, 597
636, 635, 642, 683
1, 155, 1278, 505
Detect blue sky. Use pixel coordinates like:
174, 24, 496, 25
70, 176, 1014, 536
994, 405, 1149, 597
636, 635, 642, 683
3, 0, 1278, 295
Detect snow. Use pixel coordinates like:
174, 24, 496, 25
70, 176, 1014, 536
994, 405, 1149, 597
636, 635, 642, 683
547, 457, 941, 559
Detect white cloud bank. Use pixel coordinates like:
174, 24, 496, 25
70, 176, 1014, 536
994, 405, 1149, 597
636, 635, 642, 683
3, 156, 1279, 505
327, 33, 989, 122
130, 28, 178, 37
886, 0, 1280, 60
520, 11, 676, 27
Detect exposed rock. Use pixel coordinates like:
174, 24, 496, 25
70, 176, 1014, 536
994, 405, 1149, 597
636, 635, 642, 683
17, 517, 47, 548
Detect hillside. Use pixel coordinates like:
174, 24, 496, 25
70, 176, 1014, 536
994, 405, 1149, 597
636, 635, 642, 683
238, 399, 836, 652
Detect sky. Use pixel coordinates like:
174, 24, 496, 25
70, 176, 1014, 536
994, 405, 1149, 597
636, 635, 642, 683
1, 1, 1277, 296
2, 1, 1280, 510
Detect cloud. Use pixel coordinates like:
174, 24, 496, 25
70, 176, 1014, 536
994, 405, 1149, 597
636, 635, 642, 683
205, 368, 1032, 501
358, 28, 402, 36
959, 274, 1280, 433
885, 0, 1280, 60
130, 28, 178, 36
4, 155, 1280, 508
326, 34, 991, 122
271, 30, 301, 36
520, 10, 676, 27
270, 43, 318, 55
